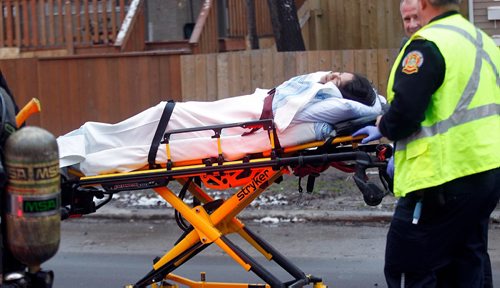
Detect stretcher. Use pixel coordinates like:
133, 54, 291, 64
61, 116, 393, 288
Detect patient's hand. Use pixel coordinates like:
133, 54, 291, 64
319, 72, 354, 87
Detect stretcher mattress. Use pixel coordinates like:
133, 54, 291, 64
58, 73, 386, 176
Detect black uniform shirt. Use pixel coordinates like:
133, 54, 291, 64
379, 11, 459, 141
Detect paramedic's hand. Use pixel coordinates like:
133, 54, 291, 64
387, 156, 394, 179
352, 126, 382, 144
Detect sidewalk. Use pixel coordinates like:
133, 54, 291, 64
90, 204, 395, 222
83, 170, 500, 224
87, 194, 500, 224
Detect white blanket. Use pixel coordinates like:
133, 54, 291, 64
58, 72, 385, 176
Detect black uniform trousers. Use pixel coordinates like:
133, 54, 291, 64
385, 167, 500, 288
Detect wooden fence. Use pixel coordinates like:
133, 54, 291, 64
0, 49, 398, 137
223, 0, 406, 49
222, 0, 405, 49
180, 49, 399, 102
225, 0, 469, 50
0, 52, 182, 136
299, 0, 404, 49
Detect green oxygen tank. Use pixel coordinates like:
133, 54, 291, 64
4, 126, 60, 272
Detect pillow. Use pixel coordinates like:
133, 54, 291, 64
292, 94, 386, 125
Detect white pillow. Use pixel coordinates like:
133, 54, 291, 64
292, 94, 386, 125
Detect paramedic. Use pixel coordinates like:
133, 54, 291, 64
399, 0, 423, 48
401, 0, 422, 38
353, 0, 500, 287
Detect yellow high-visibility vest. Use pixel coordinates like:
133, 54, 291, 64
386, 14, 500, 197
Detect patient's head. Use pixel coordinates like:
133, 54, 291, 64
320, 72, 377, 106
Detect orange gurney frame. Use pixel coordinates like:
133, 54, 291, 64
61, 117, 393, 288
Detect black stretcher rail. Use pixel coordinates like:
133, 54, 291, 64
77, 151, 371, 188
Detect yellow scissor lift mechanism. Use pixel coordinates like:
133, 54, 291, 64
63, 118, 393, 288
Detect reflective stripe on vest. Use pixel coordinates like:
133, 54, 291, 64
396, 24, 500, 152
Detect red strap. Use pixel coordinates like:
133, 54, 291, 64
242, 88, 275, 136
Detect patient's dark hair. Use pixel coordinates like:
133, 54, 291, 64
338, 73, 377, 106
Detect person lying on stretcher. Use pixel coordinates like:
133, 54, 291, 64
58, 71, 387, 176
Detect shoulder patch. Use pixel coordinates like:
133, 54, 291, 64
401, 50, 424, 75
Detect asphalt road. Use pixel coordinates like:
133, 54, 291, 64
43, 218, 500, 288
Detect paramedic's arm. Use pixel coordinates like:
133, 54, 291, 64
378, 40, 445, 141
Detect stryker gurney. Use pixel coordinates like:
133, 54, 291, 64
56, 71, 386, 176
60, 115, 393, 288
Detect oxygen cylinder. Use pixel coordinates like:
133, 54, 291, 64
4, 126, 60, 271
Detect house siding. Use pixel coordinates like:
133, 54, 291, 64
473, 0, 500, 38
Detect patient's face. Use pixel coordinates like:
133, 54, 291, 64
320, 72, 354, 87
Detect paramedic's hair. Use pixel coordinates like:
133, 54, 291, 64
401, 0, 461, 6
338, 73, 377, 106
401, 0, 419, 9
428, 0, 461, 6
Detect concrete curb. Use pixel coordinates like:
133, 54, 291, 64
86, 205, 500, 224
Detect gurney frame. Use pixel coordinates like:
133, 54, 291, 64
62, 119, 392, 288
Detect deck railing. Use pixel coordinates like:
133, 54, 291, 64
0, 0, 224, 56
189, 0, 218, 54
0, 0, 132, 52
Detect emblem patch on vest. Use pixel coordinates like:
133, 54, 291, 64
401, 51, 424, 74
